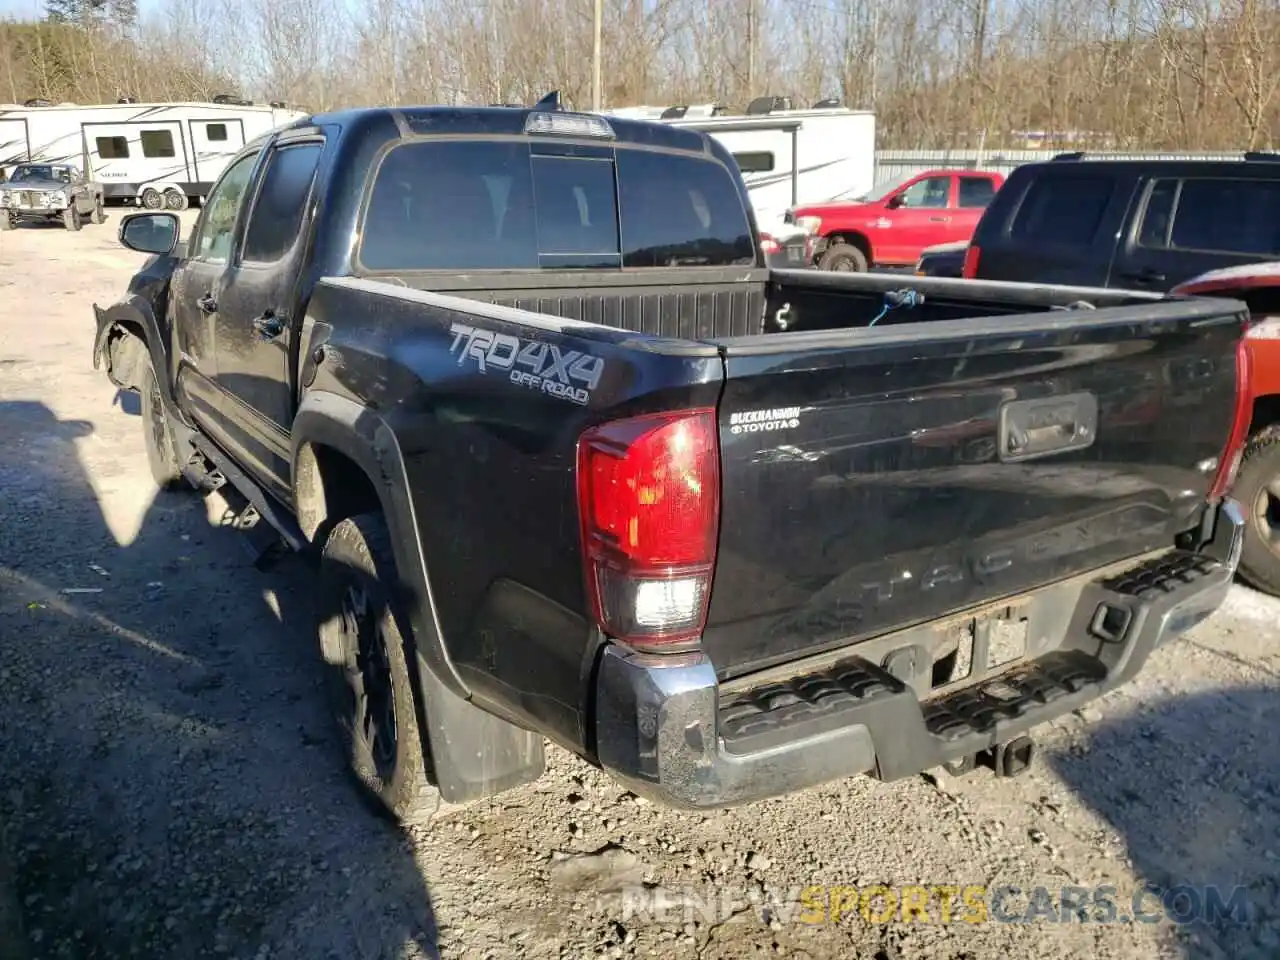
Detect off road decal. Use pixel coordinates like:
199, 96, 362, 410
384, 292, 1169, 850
448, 322, 605, 406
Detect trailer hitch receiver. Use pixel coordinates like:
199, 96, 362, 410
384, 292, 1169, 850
989, 735, 1036, 778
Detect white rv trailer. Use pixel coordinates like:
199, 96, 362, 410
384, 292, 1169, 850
603, 100, 876, 227
0, 99, 308, 209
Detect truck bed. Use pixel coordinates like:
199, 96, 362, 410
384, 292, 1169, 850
391, 266, 1173, 341
307, 271, 1246, 755
392, 267, 769, 339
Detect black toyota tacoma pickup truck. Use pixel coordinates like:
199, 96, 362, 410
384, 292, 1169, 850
92, 97, 1249, 823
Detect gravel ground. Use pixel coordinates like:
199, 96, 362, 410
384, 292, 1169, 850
1, 213, 1279, 960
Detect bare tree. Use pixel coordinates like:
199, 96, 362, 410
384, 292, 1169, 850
1, 0, 1277, 150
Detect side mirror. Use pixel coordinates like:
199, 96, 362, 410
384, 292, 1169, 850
119, 212, 179, 257
885, 194, 905, 210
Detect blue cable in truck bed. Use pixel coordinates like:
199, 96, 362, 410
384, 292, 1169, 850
868, 287, 925, 327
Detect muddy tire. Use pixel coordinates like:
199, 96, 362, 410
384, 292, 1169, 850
163, 188, 188, 212
140, 188, 163, 210
1233, 435, 1280, 596
90, 197, 106, 224
0, 212, 12, 231
61, 207, 81, 231
818, 241, 868, 272
317, 513, 441, 826
139, 360, 184, 490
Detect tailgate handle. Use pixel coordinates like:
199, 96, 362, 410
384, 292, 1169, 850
929, 216, 952, 222
998, 392, 1098, 463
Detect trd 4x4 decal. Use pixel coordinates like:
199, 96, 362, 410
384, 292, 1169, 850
448, 322, 606, 406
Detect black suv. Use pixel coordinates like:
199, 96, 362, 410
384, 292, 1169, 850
964, 152, 1280, 290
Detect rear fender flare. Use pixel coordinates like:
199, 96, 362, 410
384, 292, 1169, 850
292, 391, 548, 804
92, 296, 182, 421
290, 390, 469, 701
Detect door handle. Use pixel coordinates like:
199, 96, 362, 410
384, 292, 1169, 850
197, 293, 217, 314
252, 312, 286, 341
929, 216, 952, 222
1120, 268, 1166, 284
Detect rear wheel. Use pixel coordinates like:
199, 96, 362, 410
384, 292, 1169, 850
90, 197, 106, 224
818, 241, 868, 272
317, 513, 441, 825
0, 211, 12, 231
139, 360, 184, 490
163, 188, 188, 212
62, 207, 81, 231
140, 188, 163, 210
1233, 435, 1280, 596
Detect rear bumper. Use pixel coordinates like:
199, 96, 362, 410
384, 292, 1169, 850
594, 498, 1244, 810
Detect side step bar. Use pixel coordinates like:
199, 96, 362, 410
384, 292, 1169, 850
175, 430, 308, 568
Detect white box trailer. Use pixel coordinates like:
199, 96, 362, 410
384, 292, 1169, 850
0, 100, 308, 209
604, 100, 876, 227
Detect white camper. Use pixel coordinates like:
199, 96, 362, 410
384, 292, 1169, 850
604, 98, 876, 227
0, 98, 308, 209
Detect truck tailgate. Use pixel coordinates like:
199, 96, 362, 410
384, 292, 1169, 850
703, 303, 1244, 679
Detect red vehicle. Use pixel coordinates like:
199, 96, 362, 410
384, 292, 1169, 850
1173, 263, 1280, 594
789, 169, 1005, 272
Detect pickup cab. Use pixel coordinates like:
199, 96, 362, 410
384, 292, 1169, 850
787, 168, 1004, 272
92, 98, 1248, 822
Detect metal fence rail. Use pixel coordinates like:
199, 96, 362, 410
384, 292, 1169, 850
873, 149, 1249, 188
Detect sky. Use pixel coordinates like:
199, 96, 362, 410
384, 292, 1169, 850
0, 0, 45, 14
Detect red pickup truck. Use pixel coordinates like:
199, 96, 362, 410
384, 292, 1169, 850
788, 168, 1005, 272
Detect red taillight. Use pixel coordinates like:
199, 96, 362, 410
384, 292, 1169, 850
759, 233, 781, 255
961, 245, 980, 279
576, 409, 720, 649
1209, 335, 1253, 501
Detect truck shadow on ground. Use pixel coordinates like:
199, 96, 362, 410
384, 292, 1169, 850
1045, 683, 1280, 959
0, 400, 440, 960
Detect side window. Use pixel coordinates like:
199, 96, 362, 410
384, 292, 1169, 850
530, 155, 620, 267
615, 150, 755, 267
96, 136, 128, 159
189, 151, 260, 262
958, 176, 997, 208
733, 152, 775, 174
241, 143, 323, 264
206, 123, 228, 142
1011, 175, 1114, 246
898, 176, 951, 208
1170, 178, 1280, 256
1137, 178, 1178, 248
140, 130, 175, 159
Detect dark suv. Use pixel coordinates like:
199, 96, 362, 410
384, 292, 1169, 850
963, 152, 1280, 290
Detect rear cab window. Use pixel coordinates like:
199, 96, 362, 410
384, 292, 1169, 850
357, 136, 755, 272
